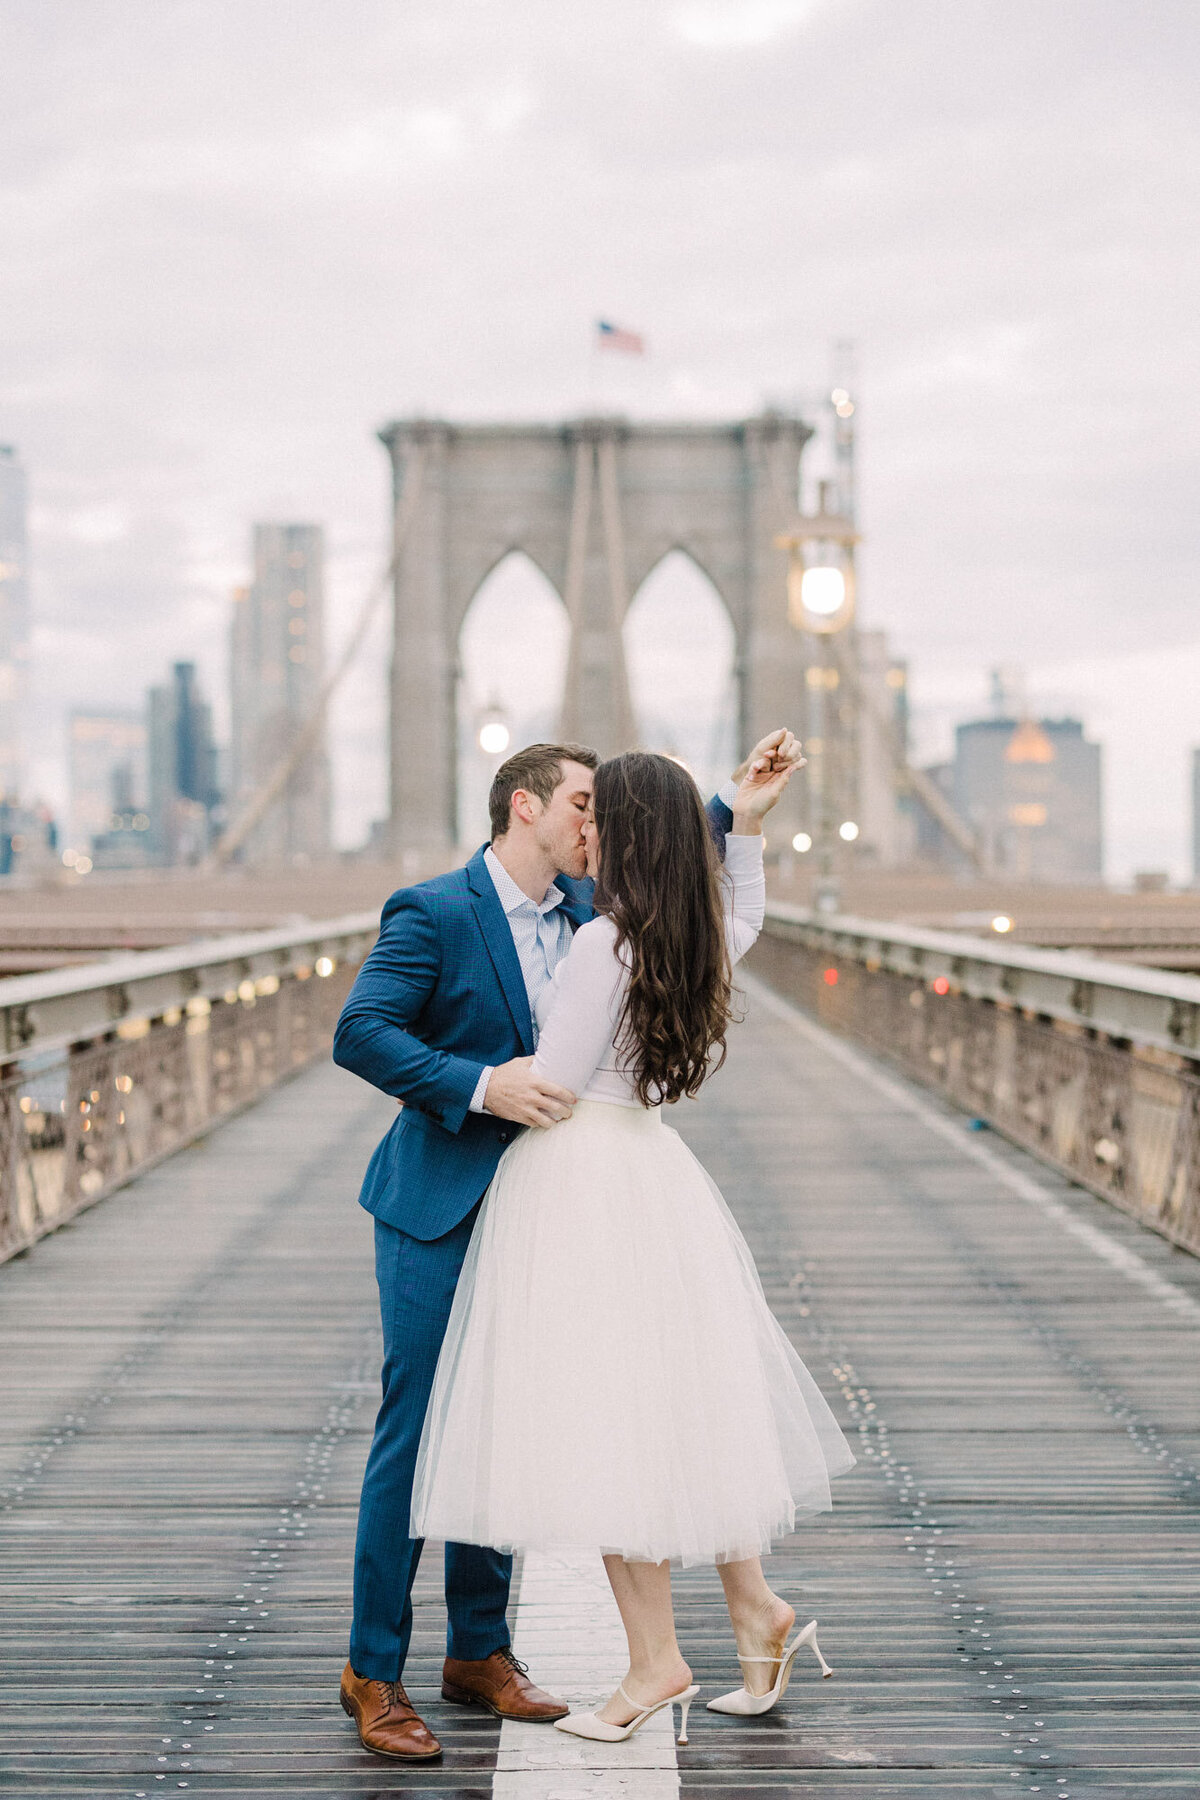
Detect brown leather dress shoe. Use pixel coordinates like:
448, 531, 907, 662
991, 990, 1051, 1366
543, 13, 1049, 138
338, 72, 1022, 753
442, 1646, 569, 1720
340, 1661, 442, 1760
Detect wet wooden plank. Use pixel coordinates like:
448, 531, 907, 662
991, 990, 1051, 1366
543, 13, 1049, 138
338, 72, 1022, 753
0, 1064, 501, 1793
668, 975, 1200, 1796
2, 980, 1199, 1794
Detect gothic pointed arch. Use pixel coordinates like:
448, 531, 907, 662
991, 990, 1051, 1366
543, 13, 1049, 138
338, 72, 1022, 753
623, 549, 738, 792
456, 551, 570, 843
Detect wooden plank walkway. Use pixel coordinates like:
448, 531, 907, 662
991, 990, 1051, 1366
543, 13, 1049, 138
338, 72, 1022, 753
1, 970, 1198, 1796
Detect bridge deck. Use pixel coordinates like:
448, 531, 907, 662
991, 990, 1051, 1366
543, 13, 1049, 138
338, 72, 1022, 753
2, 974, 1198, 1797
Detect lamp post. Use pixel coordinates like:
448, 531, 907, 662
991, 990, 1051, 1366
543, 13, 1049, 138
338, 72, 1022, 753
774, 446, 860, 914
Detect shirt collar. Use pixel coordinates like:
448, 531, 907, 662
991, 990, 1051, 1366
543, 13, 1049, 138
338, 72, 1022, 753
484, 845, 565, 918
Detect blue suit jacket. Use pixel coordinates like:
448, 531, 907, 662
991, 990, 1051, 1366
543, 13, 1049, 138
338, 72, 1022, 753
334, 800, 734, 1242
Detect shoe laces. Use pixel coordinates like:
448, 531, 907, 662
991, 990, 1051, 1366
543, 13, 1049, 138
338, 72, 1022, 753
375, 1678, 411, 1714
496, 1646, 529, 1676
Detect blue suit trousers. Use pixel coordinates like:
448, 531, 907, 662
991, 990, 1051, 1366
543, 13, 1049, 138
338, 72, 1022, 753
349, 1211, 512, 1679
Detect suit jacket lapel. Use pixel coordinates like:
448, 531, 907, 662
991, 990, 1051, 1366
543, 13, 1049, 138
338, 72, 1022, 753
467, 848, 535, 1054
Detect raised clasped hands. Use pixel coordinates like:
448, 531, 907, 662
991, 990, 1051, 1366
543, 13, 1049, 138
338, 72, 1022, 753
730, 728, 806, 830
731, 728, 806, 787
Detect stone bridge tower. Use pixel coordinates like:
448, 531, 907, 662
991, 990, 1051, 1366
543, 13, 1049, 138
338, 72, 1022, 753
379, 412, 817, 851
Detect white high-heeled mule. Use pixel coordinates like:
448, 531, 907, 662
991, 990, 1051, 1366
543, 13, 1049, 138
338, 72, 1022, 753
554, 1681, 701, 1746
706, 1618, 831, 1715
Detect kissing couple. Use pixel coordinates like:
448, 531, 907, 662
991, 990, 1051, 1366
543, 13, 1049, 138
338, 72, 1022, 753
334, 732, 854, 1759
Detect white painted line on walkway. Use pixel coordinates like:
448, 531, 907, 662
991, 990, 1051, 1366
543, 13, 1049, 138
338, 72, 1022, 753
745, 973, 1200, 1326
493, 1546, 680, 1799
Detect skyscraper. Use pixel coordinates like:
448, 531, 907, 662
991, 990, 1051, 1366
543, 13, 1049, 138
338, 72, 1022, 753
68, 709, 148, 851
146, 662, 221, 865
229, 524, 330, 863
954, 714, 1102, 880
0, 445, 30, 801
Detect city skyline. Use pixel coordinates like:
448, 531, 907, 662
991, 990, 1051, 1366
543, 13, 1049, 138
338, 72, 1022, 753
0, 444, 30, 804
13, 422, 1188, 881
1, 3, 1197, 875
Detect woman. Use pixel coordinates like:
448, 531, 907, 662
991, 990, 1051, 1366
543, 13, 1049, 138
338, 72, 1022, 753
411, 751, 854, 1744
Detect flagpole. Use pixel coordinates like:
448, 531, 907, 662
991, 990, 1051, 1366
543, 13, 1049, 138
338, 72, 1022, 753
592, 320, 647, 416
590, 323, 609, 416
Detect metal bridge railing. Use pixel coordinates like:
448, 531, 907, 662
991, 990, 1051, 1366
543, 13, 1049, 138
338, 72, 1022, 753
0, 913, 378, 1265
752, 904, 1200, 1258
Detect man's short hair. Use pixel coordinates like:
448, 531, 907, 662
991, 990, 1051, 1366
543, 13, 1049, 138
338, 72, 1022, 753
488, 742, 599, 840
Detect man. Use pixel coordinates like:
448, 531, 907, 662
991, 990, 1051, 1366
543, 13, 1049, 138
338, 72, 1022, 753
333, 731, 802, 1760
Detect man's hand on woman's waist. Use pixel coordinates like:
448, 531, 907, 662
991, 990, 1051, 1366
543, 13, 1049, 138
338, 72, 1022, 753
484, 1057, 576, 1129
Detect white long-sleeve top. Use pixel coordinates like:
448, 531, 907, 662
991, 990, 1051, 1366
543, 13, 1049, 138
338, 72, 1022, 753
530, 833, 766, 1108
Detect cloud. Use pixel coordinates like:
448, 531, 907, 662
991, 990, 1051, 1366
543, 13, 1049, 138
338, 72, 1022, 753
673, 1, 830, 49
1, 0, 1198, 870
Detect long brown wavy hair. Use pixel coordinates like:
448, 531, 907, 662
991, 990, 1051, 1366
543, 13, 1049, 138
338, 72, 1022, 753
592, 752, 735, 1106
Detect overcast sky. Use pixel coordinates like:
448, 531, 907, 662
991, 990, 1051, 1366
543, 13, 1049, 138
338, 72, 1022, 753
2, 0, 1198, 874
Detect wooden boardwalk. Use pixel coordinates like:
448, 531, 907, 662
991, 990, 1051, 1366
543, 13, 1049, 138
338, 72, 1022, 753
2, 970, 1198, 1796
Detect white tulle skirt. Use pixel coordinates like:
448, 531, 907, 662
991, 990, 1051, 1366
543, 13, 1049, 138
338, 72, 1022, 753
411, 1100, 855, 1567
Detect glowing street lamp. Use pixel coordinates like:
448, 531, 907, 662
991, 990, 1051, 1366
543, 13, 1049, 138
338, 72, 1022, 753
776, 487, 858, 636
798, 564, 846, 621
478, 720, 510, 756
477, 701, 511, 758
785, 544, 856, 633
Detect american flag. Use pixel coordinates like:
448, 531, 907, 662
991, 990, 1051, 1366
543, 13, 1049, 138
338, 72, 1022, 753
596, 319, 646, 355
